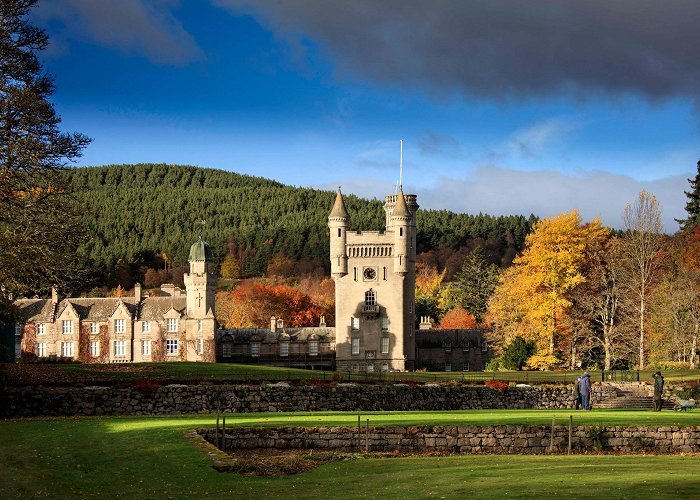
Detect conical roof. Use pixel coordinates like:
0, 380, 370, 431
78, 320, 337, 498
329, 189, 349, 219
188, 237, 213, 262
392, 190, 410, 218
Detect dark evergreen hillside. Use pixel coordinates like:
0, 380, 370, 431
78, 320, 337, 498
65, 164, 534, 284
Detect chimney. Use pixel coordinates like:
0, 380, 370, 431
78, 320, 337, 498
51, 286, 59, 305
419, 316, 432, 331
277, 318, 284, 329
134, 283, 142, 303
270, 316, 276, 333
319, 316, 326, 327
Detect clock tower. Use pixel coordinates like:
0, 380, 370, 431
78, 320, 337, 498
329, 188, 418, 372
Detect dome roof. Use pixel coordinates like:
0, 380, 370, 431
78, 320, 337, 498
188, 237, 213, 262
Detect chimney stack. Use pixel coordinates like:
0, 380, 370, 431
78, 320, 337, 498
134, 283, 142, 303
51, 286, 59, 305
270, 316, 276, 333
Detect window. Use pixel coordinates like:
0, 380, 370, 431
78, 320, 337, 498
383, 267, 387, 280
462, 361, 470, 372
280, 342, 289, 357
462, 341, 470, 352
251, 342, 260, 357
62, 320, 73, 335
309, 341, 319, 356
114, 340, 126, 356
222, 342, 233, 357
445, 362, 452, 372
142, 340, 151, 356
380, 337, 390, 354
90, 341, 99, 357
338, 228, 341, 237
142, 321, 150, 334
196, 339, 204, 355
410, 301, 414, 313
351, 316, 359, 331
37, 323, 45, 335
114, 319, 126, 334
90, 323, 99, 334
381, 362, 389, 372
365, 289, 376, 306
481, 341, 488, 353
61, 342, 74, 357
444, 340, 452, 352
351, 337, 360, 355
399, 227, 403, 236
36, 343, 46, 357
381, 317, 389, 330
352, 363, 359, 372
197, 319, 203, 332
353, 267, 358, 281
367, 363, 374, 373
166, 339, 178, 355
166, 318, 178, 333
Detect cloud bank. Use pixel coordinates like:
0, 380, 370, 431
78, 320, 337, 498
35, 0, 203, 65
329, 167, 689, 232
216, 1, 700, 100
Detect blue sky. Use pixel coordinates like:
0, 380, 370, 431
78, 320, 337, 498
33, 0, 700, 230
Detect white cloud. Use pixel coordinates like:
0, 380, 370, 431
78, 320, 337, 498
34, 0, 204, 66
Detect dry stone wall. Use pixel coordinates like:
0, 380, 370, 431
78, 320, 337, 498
203, 425, 700, 454
0, 383, 621, 418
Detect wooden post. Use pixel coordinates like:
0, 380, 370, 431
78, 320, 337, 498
216, 413, 220, 449
549, 416, 556, 453
366, 418, 370, 453
222, 416, 226, 451
357, 415, 361, 451
568, 415, 573, 455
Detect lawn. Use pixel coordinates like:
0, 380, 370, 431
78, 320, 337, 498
3, 361, 700, 386
2, 411, 700, 499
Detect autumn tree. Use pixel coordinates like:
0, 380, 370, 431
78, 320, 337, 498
487, 210, 609, 368
266, 251, 295, 278
415, 261, 446, 325
220, 253, 240, 280
0, 0, 91, 311
438, 306, 478, 329
620, 190, 663, 370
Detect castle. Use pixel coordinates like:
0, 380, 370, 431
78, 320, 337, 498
13, 187, 491, 371
13, 238, 217, 363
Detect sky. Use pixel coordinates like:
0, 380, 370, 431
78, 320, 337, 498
31, 0, 700, 230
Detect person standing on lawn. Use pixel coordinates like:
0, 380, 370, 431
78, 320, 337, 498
653, 371, 664, 411
573, 376, 582, 410
579, 371, 592, 410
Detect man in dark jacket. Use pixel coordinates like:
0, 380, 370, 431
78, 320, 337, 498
573, 376, 582, 410
653, 371, 664, 411
579, 372, 592, 410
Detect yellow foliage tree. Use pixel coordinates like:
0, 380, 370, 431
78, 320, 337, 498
487, 210, 609, 366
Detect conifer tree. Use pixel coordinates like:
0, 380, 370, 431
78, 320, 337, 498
677, 159, 700, 231
0, 0, 91, 309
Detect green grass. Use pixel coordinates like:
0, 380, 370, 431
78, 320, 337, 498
2, 411, 700, 498
4, 361, 700, 386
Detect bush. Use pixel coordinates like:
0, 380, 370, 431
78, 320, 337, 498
486, 357, 502, 371
650, 361, 691, 370
502, 337, 537, 370
485, 379, 509, 391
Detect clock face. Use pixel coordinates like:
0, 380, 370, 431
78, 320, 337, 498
363, 267, 376, 281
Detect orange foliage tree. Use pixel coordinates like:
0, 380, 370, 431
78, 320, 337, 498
438, 306, 478, 329
216, 280, 325, 328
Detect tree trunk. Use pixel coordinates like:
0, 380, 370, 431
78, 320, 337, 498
604, 329, 612, 371
639, 296, 645, 370
691, 323, 698, 370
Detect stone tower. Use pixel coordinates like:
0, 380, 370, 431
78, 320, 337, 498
184, 237, 216, 360
330, 189, 418, 372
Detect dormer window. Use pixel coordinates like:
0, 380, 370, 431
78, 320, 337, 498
90, 323, 99, 334
62, 320, 73, 335
114, 319, 126, 334
166, 318, 178, 333
444, 339, 452, 352
36, 323, 45, 335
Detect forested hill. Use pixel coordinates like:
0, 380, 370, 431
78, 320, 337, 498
65, 164, 536, 283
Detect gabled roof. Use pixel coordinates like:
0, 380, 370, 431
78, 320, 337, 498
14, 299, 54, 323
139, 296, 187, 321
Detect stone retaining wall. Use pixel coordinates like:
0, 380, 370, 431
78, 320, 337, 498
0, 383, 622, 418
202, 425, 700, 454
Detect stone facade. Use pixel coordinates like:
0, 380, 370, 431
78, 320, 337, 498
329, 189, 418, 372
13, 237, 217, 363
203, 425, 700, 454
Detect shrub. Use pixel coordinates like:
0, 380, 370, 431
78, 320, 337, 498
486, 357, 502, 371
485, 379, 509, 391
650, 361, 691, 370
502, 337, 537, 370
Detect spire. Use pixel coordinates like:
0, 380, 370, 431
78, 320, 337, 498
329, 188, 349, 219
392, 190, 410, 218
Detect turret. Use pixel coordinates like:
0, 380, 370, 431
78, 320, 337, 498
184, 236, 215, 318
391, 190, 411, 275
328, 189, 349, 277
